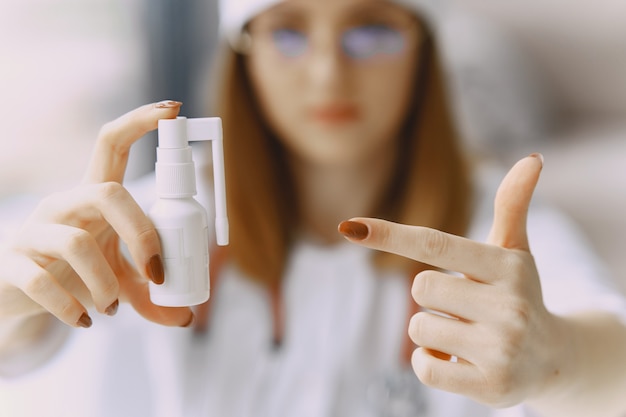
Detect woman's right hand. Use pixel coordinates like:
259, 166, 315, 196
0, 101, 194, 329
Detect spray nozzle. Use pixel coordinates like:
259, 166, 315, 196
156, 116, 228, 246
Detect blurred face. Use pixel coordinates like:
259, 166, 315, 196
245, 0, 422, 168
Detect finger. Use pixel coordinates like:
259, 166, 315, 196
90, 183, 163, 284
15, 223, 120, 315
408, 311, 478, 361
411, 347, 483, 399
117, 256, 194, 327
39, 183, 164, 284
411, 270, 498, 321
338, 218, 507, 281
84, 100, 182, 184
3, 253, 92, 328
488, 153, 543, 251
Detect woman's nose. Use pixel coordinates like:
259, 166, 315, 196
306, 31, 350, 91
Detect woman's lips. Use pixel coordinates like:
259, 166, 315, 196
309, 104, 360, 124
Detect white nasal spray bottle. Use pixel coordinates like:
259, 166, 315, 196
148, 116, 228, 307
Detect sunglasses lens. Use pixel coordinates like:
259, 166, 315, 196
268, 25, 408, 60
272, 28, 308, 57
342, 24, 406, 60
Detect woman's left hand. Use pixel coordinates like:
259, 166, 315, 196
339, 154, 564, 407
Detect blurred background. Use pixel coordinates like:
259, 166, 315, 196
0, 0, 625, 294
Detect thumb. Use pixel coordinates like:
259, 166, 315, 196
487, 153, 544, 251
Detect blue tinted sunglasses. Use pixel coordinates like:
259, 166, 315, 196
261, 24, 413, 60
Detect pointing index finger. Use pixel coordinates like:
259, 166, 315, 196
83, 101, 182, 184
338, 218, 505, 282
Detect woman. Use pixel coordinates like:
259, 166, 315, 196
1, 0, 626, 416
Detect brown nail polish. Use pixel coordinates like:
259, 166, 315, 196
77, 313, 92, 328
105, 299, 119, 316
155, 100, 182, 108
529, 152, 544, 166
147, 254, 165, 284
181, 313, 195, 328
338, 220, 369, 240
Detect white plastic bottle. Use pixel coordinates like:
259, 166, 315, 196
148, 116, 228, 307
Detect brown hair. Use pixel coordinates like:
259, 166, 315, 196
211, 26, 474, 287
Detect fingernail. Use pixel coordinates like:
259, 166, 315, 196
77, 313, 93, 328
338, 220, 369, 240
272, 337, 283, 351
529, 152, 544, 167
147, 254, 165, 285
105, 299, 119, 316
155, 100, 182, 108
181, 312, 195, 328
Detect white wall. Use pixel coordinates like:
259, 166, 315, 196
0, 0, 147, 198
460, 0, 626, 120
